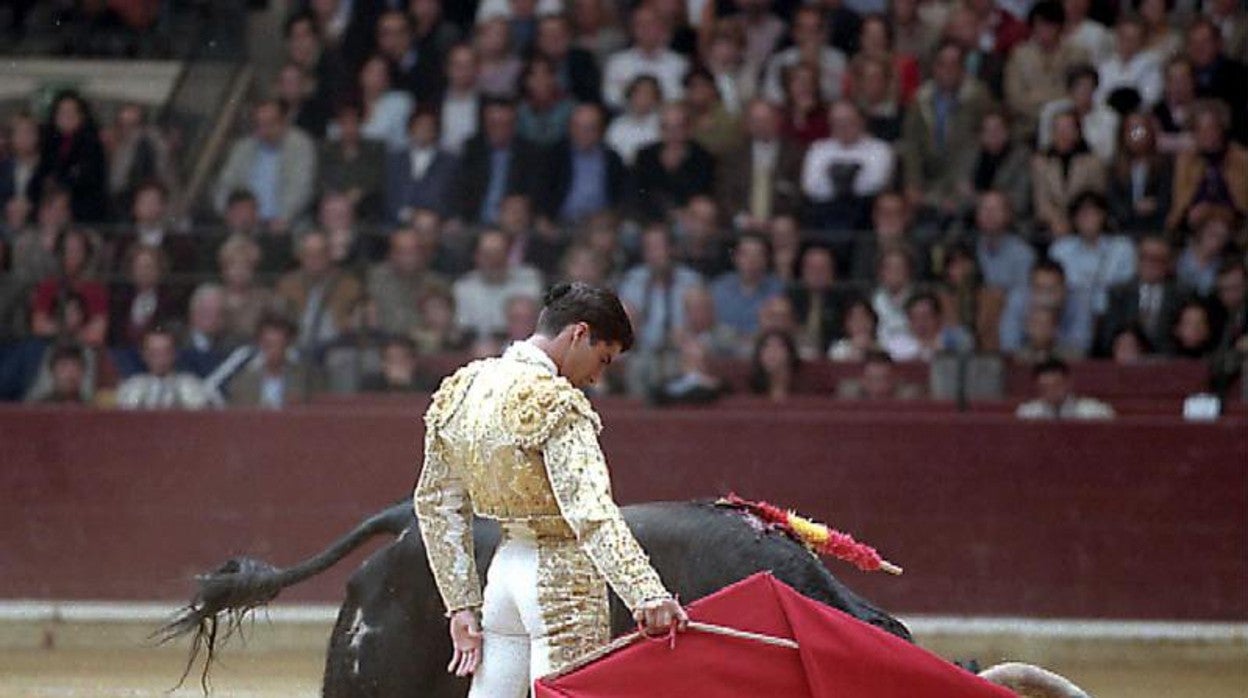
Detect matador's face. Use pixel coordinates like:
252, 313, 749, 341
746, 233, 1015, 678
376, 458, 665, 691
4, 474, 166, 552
560, 324, 622, 389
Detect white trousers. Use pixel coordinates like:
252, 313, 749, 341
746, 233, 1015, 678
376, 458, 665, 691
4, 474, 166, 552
469, 528, 609, 698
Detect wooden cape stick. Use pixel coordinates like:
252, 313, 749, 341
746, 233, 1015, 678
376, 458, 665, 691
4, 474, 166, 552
540, 621, 800, 681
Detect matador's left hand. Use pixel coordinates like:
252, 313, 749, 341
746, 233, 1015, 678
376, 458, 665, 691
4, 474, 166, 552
448, 609, 483, 676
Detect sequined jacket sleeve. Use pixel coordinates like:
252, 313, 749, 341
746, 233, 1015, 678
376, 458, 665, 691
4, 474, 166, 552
507, 377, 669, 611
414, 370, 482, 614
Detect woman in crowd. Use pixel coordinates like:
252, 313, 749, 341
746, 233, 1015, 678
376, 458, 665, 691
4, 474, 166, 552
1152, 57, 1198, 155
347, 55, 414, 151
871, 246, 919, 350
1137, 0, 1183, 59
1031, 109, 1107, 238
828, 297, 882, 362
1048, 191, 1136, 316
106, 245, 178, 357
30, 227, 107, 347
11, 186, 71, 289
684, 67, 743, 159
1110, 324, 1154, 364
23, 294, 118, 403
956, 109, 1032, 222
1176, 210, 1237, 296
411, 287, 469, 354
216, 235, 275, 346
1165, 100, 1248, 235
35, 91, 108, 222
1107, 113, 1172, 237
0, 238, 25, 340
849, 56, 903, 142
749, 329, 803, 403
1169, 300, 1216, 358
517, 57, 576, 146
779, 62, 830, 147
605, 76, 662, 166
842, 14, 920, 106
475, 17, 524, 99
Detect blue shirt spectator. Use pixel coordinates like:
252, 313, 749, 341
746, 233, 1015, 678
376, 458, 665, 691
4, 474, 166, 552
1047, 192, 1137, 315
618, 226, 704, 351
710, 235, 784, 336
972, 190, 1035, 292
560, 148, 609, 221
480, 147, 512, 224
1000, 261, 1095, 356
249, 145, 281, 221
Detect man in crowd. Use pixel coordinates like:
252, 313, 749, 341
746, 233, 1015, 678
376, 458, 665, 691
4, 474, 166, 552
386, 108, 458, 223
711, 234, 784, 338
225, 314, 320, 408
116, 327, 219, 409
602, 5, 688, 110
454, 99, 544, 225
1001, 259, 1094, 357
1098, 236, 1188, 356
716, 99, 805, 232
631, 102, 715, 223
801, 100, 895, 236
1004, 1, 1089, 137
542, 104, 626, 225
368, 227, 448, 338
177, 283, 233, 378
275, 230, 364, 357
901, 42, 994, 220
453, 228, 543, 342
213, 99, 317, 233
972, 190, 1036, 294
1016, 357, 1115, 419
360, 335, 438, 392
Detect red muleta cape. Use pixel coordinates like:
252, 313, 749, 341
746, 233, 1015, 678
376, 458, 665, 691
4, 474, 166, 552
535, 572, 1014, 698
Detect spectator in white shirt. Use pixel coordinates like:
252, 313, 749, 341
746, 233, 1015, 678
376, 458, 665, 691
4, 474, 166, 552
1063, 0, 1113, 64
871, 246, 918, 350
605, 75, 663, 166
1096, 14, 1163, 107
476, 0, 562, 23
761, 6, 848, 104
452, 228, 543, 340
1016, 357, 1115, 419
439, 44, 482, 155
602, 6, 689, 110
346, 55, 414, 151
801, 100, 896, 232
116, 328, 221, 410
1038, 64, 1119, 161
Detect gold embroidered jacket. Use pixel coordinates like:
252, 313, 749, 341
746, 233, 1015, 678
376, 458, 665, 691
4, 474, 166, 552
414, 341, 668, 614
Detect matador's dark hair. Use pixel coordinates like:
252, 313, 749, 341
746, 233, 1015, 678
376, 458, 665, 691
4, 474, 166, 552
536, 282, 635, 352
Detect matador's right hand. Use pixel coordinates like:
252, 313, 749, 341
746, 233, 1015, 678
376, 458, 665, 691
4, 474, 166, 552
447, 608, 483, 676
634, 597, 689, 635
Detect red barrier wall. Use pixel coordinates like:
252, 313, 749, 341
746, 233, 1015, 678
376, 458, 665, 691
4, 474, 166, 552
1, 402, 1244, 620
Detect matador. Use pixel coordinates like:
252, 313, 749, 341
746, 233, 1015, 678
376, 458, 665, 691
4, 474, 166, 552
415, 283, 687, 697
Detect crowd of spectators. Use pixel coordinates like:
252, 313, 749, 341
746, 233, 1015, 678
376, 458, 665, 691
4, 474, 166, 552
1, 0, 1247, 413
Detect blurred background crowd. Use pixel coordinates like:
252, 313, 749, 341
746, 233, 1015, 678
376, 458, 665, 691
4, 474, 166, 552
0, 0, 1245, 415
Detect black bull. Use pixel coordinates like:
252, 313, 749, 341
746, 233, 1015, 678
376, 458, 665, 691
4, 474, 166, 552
160, 500, 911, 696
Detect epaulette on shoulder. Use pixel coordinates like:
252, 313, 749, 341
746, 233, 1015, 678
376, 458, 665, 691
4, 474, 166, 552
501, 371, 601, 448
424, 360, 484, 430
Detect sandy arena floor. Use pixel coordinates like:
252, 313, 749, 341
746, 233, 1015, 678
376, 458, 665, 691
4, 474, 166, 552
2, 645, 1246, 697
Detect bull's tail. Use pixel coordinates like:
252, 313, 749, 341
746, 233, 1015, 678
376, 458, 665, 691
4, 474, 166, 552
152, 500, 415, 692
